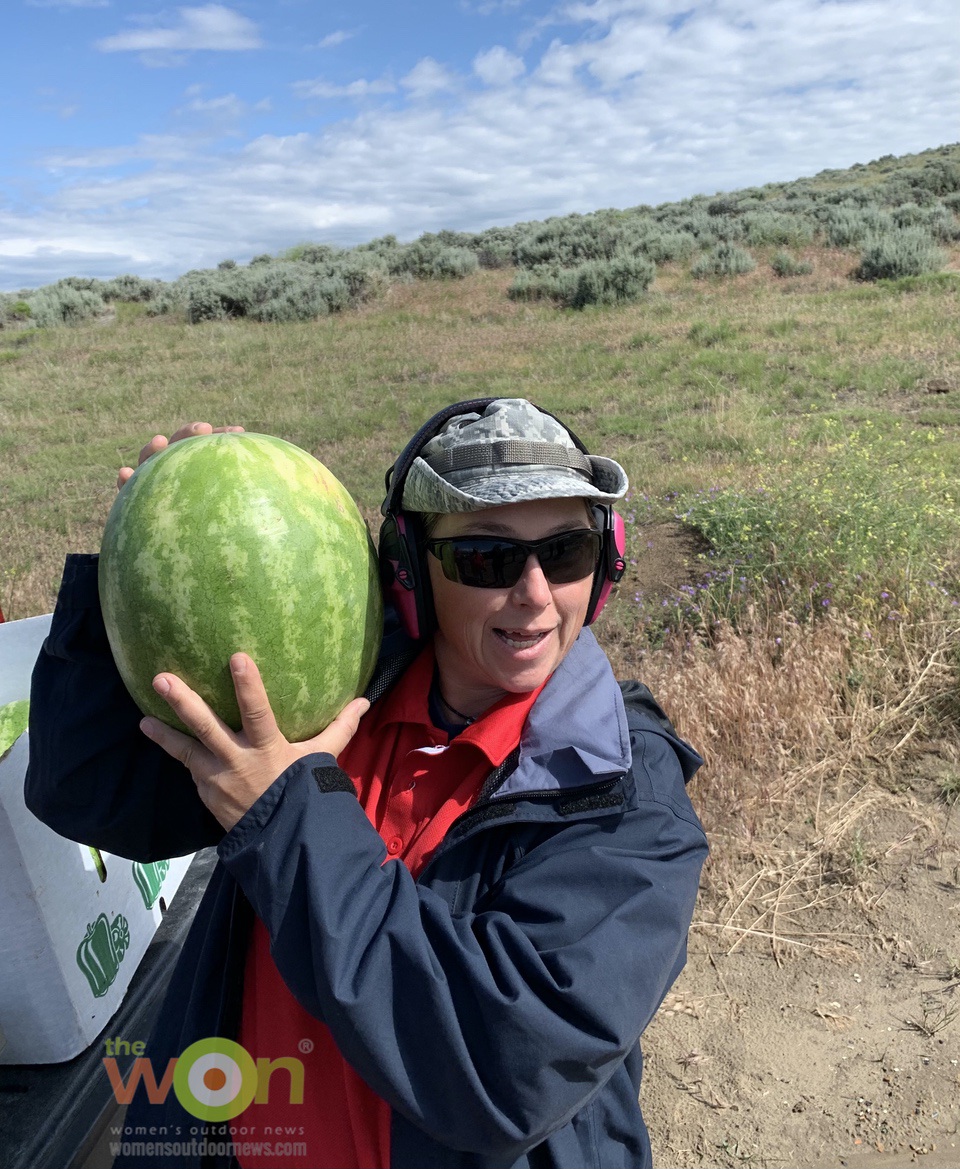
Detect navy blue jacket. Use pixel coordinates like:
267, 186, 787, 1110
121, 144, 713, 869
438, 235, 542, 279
26, 554, 708, 1169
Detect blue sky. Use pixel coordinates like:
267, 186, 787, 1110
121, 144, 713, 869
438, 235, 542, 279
2, 0, 958, 290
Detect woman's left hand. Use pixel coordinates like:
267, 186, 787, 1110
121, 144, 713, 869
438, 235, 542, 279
140, 653, 369, 831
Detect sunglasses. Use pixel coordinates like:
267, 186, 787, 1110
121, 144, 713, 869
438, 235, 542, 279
425, 529, 602, 589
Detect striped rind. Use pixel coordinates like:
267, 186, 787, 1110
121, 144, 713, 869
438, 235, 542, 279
99, 433, 383, 741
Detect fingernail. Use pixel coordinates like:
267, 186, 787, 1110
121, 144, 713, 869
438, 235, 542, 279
140, 717, 155, 736
231, 655, 246, 675
154, 677, 171, 696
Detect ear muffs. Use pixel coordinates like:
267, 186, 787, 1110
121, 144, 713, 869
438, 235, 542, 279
584, 505, 627, 626
378, 511, 434, 642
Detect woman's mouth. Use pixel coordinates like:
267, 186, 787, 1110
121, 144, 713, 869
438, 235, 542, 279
495, 629, 551, 649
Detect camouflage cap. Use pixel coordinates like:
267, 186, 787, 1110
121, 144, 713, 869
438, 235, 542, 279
400, 398, 628, 513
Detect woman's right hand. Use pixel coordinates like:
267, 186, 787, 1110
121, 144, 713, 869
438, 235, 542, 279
117, 422, 245, 489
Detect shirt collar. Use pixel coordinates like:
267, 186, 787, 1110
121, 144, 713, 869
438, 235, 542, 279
370, 642, 545, 767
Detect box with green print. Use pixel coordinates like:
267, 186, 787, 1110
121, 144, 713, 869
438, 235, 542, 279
0, 613, 194, 1065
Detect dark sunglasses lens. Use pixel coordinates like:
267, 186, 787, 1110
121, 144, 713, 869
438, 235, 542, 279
440, 531, 601, 588
448, 540, 526, 587
540, 531, 602, 583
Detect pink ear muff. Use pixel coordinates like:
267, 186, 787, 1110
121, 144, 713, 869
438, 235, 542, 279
381, 513, 424, 641
586, 508, 626, 625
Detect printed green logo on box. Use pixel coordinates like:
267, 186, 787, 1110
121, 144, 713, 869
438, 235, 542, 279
132, 859, 170, 909
76, 913, 130, 998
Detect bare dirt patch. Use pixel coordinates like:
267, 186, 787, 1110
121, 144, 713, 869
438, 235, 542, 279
642, 799, 960, 1169
629, 521, 713, 606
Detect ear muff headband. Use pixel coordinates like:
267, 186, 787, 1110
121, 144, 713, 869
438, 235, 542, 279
379, 399, 625, 638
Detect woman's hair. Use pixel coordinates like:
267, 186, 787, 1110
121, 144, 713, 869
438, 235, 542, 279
419, 512, 443, 542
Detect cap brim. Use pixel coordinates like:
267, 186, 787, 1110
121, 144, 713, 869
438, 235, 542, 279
401, 455, 628, 513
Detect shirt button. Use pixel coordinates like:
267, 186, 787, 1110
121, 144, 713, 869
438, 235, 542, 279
387, 837, 403, 855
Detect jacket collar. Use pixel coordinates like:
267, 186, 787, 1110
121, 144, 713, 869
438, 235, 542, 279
492, 628, 631, 799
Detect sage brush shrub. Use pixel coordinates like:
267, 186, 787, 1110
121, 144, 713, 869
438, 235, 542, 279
354, 234, 400, 257
508, 253, 654, 309
57, 276, 105, 294
888, 203, 960, 240
100, 274, 164, 302
743, 211, 815, 248
638, 230, 699, 264
506, 268, 557, 304
770, 251, 814, 278
823, 206, 894, 248
690, 243, 756, 279
475, 242, 514, 269
284, 243, 345, 265
25, 285, 106, 327
854, 228, 946, 281
925, 206, 960, 242
430, 247, 480, 279
147, 259, 383, 323
385, 233, 480, 279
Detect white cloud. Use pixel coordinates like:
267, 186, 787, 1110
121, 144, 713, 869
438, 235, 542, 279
401, 58, 456, 97
317, 29, 356, 49
474, 46, 525, 85
293, 77, 396, 99
4, 0, 960, 289
180, 93, 247, 117
96, 4, 261, 53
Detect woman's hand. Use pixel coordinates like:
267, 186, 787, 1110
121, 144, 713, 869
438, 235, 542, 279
117, 421, 245, 490
139, 653, 369, 831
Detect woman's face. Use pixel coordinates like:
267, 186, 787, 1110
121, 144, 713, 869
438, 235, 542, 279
426, 497, 596, 718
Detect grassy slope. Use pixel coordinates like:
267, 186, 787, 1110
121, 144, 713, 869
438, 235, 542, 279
3, 251, 959, 619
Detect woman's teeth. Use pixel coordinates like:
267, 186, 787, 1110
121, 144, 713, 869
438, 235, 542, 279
497, 630, 548, 649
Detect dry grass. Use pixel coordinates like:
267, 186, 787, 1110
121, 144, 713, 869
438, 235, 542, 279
596, 598, 960, 960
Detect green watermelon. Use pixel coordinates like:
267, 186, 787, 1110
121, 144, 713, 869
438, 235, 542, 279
0, 699, 29, 761
99, 433, 383, 742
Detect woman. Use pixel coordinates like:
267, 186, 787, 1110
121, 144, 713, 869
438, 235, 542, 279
26, 398, 707, 1169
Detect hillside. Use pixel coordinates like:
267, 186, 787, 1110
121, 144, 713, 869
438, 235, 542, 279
3, 141, 960, 325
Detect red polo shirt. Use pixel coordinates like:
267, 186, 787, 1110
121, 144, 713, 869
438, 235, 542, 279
237, 645, 543, 1169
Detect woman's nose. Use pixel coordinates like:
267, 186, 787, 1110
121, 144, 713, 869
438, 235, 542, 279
510, 553, 552, 605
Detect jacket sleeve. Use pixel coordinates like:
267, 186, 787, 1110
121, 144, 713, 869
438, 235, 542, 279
218, 737, 708, 1159
24, 554, 223, 861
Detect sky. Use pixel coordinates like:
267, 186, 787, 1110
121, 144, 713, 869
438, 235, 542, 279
2, 0, 959, 291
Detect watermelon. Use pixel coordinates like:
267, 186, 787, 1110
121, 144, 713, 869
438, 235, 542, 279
98, 433, 383, 742
0, 699, 29, 761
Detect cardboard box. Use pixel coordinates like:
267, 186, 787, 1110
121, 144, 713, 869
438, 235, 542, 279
0, 613, 194, 1064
